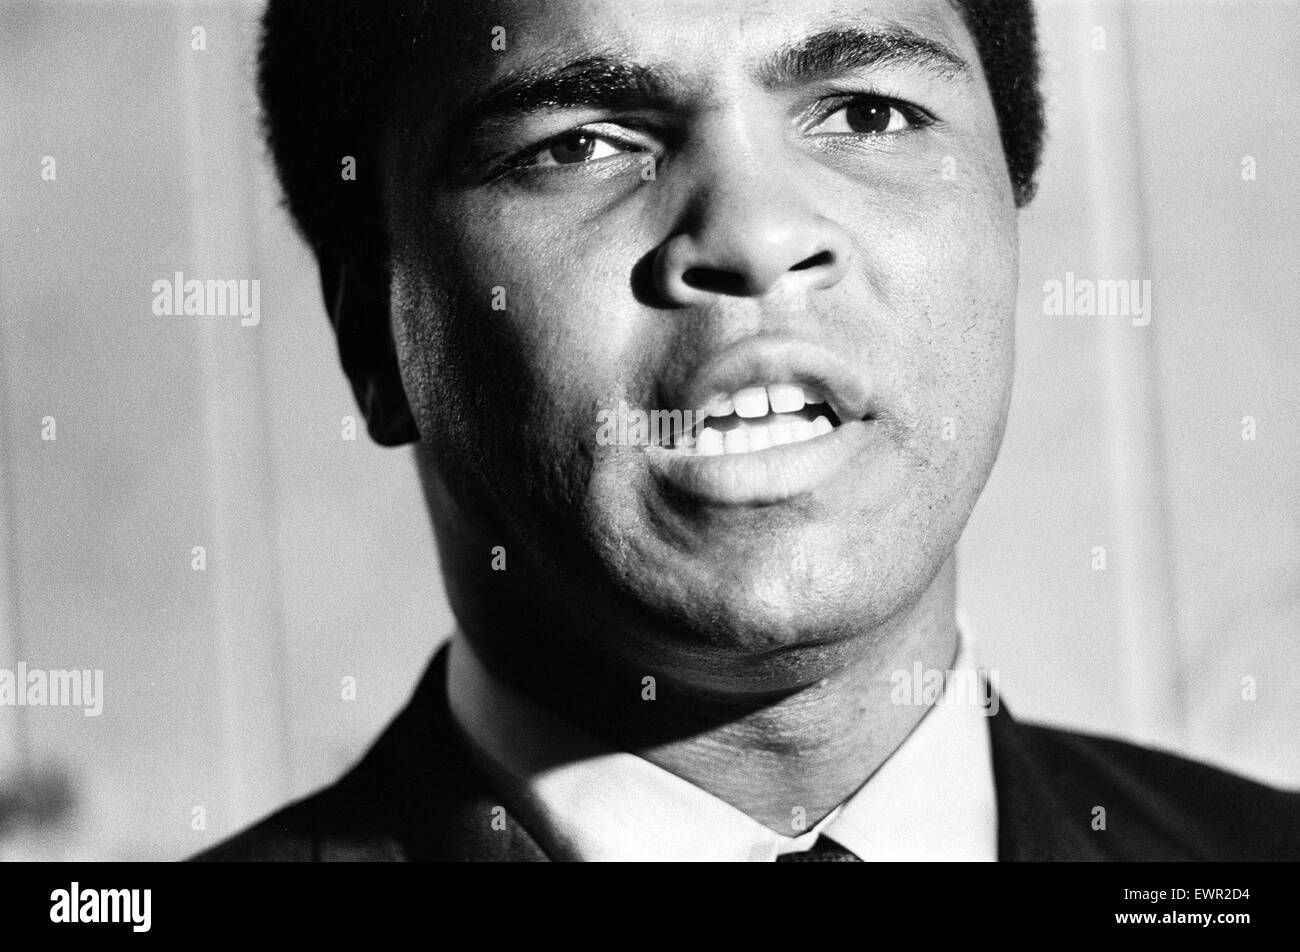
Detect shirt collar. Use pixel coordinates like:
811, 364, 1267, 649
447, 634, 997, 861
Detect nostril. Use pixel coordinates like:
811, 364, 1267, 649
682, 267, 751, 296
790, 250, 834, 272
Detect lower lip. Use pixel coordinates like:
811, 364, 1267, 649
645, 419, 875, 506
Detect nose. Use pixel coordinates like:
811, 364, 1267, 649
652, 163, 853, 305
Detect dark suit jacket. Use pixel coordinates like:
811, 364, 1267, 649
195, 646, 1300, 861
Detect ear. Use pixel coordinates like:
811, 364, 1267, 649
318, 249, 419, 446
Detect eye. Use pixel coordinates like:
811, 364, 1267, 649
809, 96, 926, 137
524, 131, 631, 168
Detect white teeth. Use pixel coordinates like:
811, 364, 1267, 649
732, 386, 769, 419
768, 422, 794, 446
700, 384, 827, 420
676, 415, 833, 457
767, 383, 805, 414
703, 395, 733, 419
723, 428, 750, 454
677, 383, 840, 456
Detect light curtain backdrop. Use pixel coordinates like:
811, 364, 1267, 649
1, 0, 1296, 860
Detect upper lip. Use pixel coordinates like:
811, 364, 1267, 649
662, 336, 877, 425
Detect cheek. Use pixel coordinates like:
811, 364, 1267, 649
452, 198, 634, 354
843, 180, 1016, 478
465, 223, 638, 457
391, 192, 649, 495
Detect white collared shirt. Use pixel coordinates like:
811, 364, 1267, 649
446, 634, 998, 861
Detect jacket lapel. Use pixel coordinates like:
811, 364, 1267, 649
338, 644, 549, 861
988, 702, 1108, 861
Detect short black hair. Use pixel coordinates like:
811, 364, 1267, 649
258, 0, 1044, 257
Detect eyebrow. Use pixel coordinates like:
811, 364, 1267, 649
448, 55, 677, 137
759, 25, 972, 87
448, 24, 970, 137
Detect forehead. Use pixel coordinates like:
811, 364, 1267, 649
419, 0, 975, 91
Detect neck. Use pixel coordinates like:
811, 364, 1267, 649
641, 564, 958, 831
449, 544, 960, 834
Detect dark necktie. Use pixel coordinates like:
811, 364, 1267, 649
776, 836, 862, 862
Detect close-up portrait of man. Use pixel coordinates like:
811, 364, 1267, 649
189, 0, 1296, 863
0, 0, 1297, 883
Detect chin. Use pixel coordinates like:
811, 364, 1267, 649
647, 545, 907, 659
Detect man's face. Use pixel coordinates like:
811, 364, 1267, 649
384, 0, 1017, 680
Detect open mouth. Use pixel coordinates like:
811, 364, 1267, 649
646, 338, 876, 504
671, 383, 843, 455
